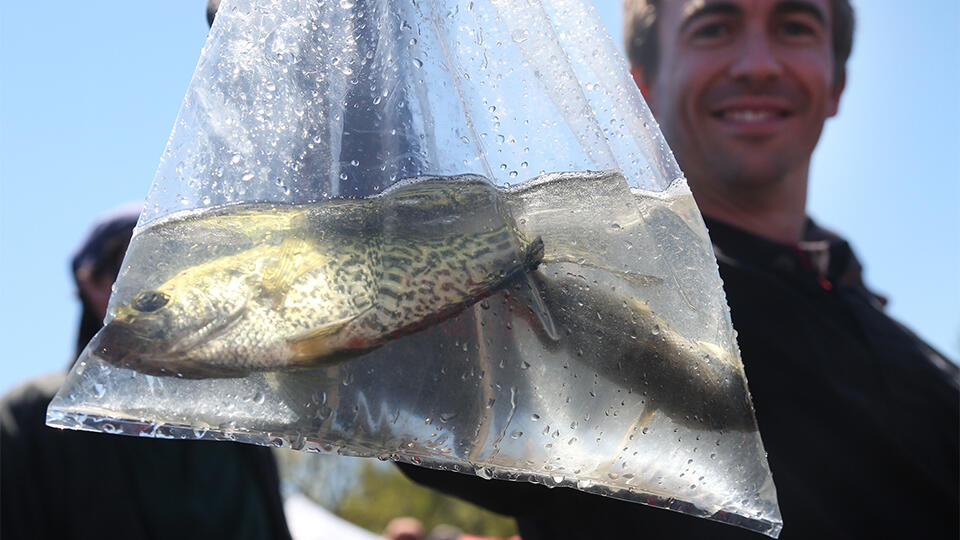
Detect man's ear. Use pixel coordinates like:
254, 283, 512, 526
630, 65, 653, 102
827, 70, 846, 118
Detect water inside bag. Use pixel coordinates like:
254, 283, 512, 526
47, 0, 781, 535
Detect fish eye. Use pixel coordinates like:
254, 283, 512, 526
132, 290, 170, 313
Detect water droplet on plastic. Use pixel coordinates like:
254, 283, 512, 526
253, 391, 265, 404
93, 383, 105, 398
520, 361, 531, 369
511, 431, 523, 439
412, 58, 423, 68
241, 171, 255, 182
231, 154, 242, 165
316, 406, 332, 421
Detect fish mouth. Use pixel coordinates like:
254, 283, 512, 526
93, 321, 169, 374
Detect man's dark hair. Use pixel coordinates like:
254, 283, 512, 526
207, 0, 221, 28
623, 0, 854, 87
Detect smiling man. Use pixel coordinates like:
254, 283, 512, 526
624, 0, 960, 537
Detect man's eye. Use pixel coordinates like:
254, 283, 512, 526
692, 22, 729, 41
781, 20, 816, 37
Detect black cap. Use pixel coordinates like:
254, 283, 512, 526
71, 203, 142, 279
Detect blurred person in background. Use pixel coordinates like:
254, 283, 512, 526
400, 0, 959, 538
0, 205, 292, 540
425, 524, 463, 540
383, 516, 426, 540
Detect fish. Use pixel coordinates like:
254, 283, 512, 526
92, 175, 549, 379
532, 270, 756, 431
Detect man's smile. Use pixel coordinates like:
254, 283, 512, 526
709, 97, 796, 135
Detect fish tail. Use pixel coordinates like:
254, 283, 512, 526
523, 236, 545, 271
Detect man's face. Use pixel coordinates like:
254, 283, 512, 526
636, 0, 843, 191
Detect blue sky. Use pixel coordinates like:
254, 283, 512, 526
1, 1, 957, 395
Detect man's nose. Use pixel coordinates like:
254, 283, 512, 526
729, 31, 783, 86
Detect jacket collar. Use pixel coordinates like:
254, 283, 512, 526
703, 216, 887, 307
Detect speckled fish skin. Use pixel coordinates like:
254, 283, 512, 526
93, 175, 541, 378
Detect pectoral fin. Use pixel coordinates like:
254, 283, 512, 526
523, 272, 560, 341
288, 317, 356, 366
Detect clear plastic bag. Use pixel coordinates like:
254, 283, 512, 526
47, 0, 781, 535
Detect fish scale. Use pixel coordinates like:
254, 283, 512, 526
353, 226, 531, 346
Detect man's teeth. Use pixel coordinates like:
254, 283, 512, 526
723, 109, 777, 122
